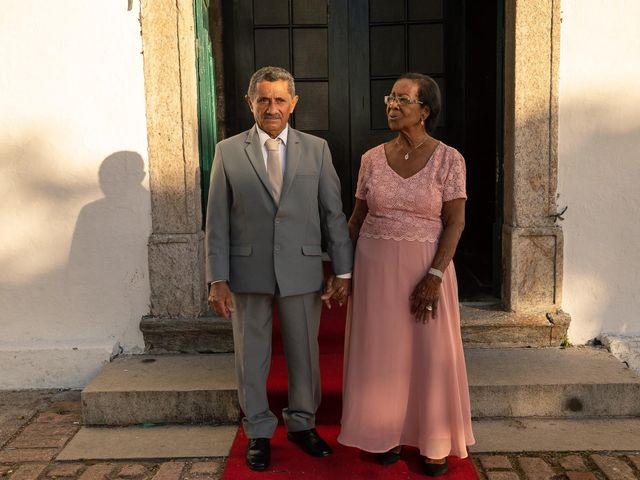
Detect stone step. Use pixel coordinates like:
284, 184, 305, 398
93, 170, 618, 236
81, 354, 240, 426
82, 347, 640, 426
465, 347, 640, 417
470, 417, 640, 452
140, 305, 570, 353
57, 424, 237, 460
57, 419, 640, 461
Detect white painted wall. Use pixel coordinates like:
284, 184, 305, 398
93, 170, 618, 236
559, 0, 640, 343
0, 1, 151, 388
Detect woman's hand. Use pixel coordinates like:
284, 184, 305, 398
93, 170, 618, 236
321, 275, 351, 309
409, 274, 442, 323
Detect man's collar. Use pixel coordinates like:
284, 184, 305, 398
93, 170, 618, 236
255, 124, 289, 146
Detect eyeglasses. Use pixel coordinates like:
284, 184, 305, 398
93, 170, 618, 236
384, 95, 423, 107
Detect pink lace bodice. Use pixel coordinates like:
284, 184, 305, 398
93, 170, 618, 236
355, 142, 467, 243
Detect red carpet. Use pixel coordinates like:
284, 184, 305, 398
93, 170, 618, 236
221, 293, 478, 479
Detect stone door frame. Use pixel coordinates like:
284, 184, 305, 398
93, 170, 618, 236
138, 0, 566, 327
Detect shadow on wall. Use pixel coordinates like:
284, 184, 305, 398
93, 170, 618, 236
65, 151, 151, 348
0, 147, 151, 352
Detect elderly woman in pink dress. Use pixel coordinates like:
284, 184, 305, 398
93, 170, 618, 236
337, 73, 475, 476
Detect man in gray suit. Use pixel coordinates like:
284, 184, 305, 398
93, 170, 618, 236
205, 66, 352, 471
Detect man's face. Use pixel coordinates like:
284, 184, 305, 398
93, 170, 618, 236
246, 80, 299, 138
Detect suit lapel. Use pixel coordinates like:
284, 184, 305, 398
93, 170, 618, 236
244, 126, 275, 202
281, 128, 301, 203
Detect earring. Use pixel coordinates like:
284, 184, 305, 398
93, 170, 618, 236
420, 119, 424, 126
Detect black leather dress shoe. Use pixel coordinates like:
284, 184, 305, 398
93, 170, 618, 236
246, 438, 270, 471
287, 428, 333, 456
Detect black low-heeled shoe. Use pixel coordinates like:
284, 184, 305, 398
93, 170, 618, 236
422, 458, 448, 477
376, 447, 402, 465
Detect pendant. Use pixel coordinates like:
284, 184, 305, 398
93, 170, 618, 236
404, 153, 409, 160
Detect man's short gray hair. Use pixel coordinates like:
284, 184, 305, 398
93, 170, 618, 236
247, 66, 296, 99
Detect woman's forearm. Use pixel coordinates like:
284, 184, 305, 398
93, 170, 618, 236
427, 198, 466, 276
348, 199, 369, 243
429, 221, 464, 273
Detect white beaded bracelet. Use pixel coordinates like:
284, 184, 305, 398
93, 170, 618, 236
428, 267, 444, 279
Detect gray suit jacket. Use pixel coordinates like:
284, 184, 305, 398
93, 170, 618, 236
205, 126, 353, 297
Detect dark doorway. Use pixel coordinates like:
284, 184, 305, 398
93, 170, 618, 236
220, 0, 502, 301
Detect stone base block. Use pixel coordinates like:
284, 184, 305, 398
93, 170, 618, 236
140, 306, 570, 352
148, 232, 207, 318
503, 225, 564, 313
140, 316, 233, 353
461, 303, 570, 347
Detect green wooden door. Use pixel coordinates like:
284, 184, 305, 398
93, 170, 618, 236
194, 0, 218, 219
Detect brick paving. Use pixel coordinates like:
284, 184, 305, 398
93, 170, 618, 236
590, 454, 637, 480
480, 455, 513, 470
560, 455, 589, 472
1, 391, 639, 480
149, 463, 184, 480
475, 453, 640, 480
566, 473, 598, 480
116, 465, 148, 479
188, 463, 220, 476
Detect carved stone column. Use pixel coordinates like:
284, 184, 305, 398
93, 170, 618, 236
502, 0, 565, 315
140, 0, 207, 318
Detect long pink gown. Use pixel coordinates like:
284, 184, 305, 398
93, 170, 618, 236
338, 142, 475, 460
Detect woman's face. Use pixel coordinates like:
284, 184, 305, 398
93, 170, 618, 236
386, 79, 428, 132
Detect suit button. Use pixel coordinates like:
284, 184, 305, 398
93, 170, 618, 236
275, 218, 281, 224
274, 245, 281, 252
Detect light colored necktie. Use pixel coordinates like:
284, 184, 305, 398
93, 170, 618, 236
265, 138, 283, 203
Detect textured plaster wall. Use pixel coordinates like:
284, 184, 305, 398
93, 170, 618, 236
0, 1, 151, 388
559, 0, 640, 343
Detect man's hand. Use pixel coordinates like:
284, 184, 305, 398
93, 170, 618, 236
208, 281, 235, 319
321, 275, 351, 309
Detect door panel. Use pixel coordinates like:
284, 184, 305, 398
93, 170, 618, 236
348, 0, 463, 198
227, 0, 351, 210
221, 0, 499, 299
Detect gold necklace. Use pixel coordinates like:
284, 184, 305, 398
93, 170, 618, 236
396, 136, 428, 160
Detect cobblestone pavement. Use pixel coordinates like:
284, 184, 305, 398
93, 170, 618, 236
0, 391, 225, 480
1, 391, 638, 479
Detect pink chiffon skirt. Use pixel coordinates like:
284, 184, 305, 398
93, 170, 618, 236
338, 237, 475, 459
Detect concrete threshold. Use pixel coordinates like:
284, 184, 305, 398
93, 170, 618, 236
470, 417, 640, 452
57, 425, 237, 461
57, 419, 640, 459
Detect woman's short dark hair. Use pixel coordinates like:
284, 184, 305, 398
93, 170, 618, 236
398, 73, 441, 133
